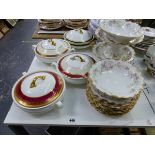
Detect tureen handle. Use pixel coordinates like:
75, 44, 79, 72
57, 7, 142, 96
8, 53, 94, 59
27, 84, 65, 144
32, 45, 37, 52
55, 101, 63, 108
30, 76, 46, 88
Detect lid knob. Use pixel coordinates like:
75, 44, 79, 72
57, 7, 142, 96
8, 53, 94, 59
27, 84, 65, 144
30, 76, 46, 88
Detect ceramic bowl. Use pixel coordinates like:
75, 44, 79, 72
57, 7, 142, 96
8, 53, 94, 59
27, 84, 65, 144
33, 39, 72, 63
89, 60, 144, 101
53, 53, 96, 84
144, 45, 155, 68
99, 19, 144, 44
92, 42, 135, 63
12, 71, 66, 113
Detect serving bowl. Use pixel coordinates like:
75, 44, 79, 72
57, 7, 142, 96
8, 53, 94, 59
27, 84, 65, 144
33, 39, 72, 63
92, 42, 135, 63
99, 19, 144, 44
53, 53, 96, 84
12, 71, 66, 113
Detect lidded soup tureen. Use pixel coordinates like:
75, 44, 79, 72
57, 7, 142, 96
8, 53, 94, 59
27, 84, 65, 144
54, 53, 96, 84
99, 19, 144, 44
86, 60, 144, 115
33, 39, 72, 63
92, 42, 135, 63
12, 71, 65, 113
64, 29, 94, 49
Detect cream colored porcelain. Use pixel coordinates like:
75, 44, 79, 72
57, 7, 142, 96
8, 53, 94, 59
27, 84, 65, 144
92, 42, 135, 63
64, 29, 93, 43
33, 39, 72, 63
89, 60, 144, 100
99, 19, 144, 44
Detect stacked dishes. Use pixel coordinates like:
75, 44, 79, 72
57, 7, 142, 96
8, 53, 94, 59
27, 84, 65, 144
144, 45, 155, 76
12, 71, 66, 113
133, 27, 155, 51
64, 29, 94, 49
54, 53, 96, 84
33, 39, 72, 63
86, 60, 144, 115
99, 19, 144, 44
64, 19, 88, 29
38, 19, 64, 30
92, 42, 135, 63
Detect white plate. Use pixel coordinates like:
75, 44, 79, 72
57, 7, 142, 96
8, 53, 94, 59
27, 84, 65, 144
89, 60, 144, 99
92, 42, 135, 63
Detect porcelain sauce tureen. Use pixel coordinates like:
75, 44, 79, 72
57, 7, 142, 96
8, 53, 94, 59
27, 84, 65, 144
54, 53, 96, 84
12, 71, 66, 113
33, 39, 72, 63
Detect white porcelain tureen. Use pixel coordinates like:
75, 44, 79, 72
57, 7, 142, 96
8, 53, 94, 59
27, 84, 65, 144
12, 71, 66, 113
53, 53, 96, 84
33, 39, 72, 63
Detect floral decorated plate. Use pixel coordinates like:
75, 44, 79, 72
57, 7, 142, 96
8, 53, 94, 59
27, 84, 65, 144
89, 60, 144, 99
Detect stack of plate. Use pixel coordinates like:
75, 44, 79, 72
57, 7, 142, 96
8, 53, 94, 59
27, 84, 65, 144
64, 29, 94, 49
133, 27, 155, 51
64, 19, 88, 29
86, 60, 144, 115
12, 71, 66, 113
38, 19, 64, 30
92, 42, 135, 63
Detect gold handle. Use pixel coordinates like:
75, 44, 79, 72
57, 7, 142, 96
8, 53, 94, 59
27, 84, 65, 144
48, 39, 56, 46
70, 55, 85, 62
75, 29, 83, 34
30, 76, 46, 88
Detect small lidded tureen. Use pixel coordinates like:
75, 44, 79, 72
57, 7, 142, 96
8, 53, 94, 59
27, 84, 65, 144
33, 39, 72, 63
12, 71, 66, 113
64, 29, 94, 49
54, 53, 96, 84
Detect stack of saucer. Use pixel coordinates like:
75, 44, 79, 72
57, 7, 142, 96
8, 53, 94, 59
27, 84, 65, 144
64, 19, 88, 29
38, 19, 64, 30
86, 60, 144, 115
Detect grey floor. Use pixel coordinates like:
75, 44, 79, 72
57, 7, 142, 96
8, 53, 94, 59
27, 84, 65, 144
0, 19, 48, 134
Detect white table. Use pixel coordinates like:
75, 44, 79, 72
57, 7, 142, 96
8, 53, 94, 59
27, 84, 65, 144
4, 48, 155, 134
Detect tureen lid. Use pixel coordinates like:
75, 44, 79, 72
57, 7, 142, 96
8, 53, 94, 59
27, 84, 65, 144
89, 60, 143, 98
64, 29, 93, 43
93, 42, 135, 62
58, 53, 96, 78
13, 71, 64, 108
36, 39, 71, 57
